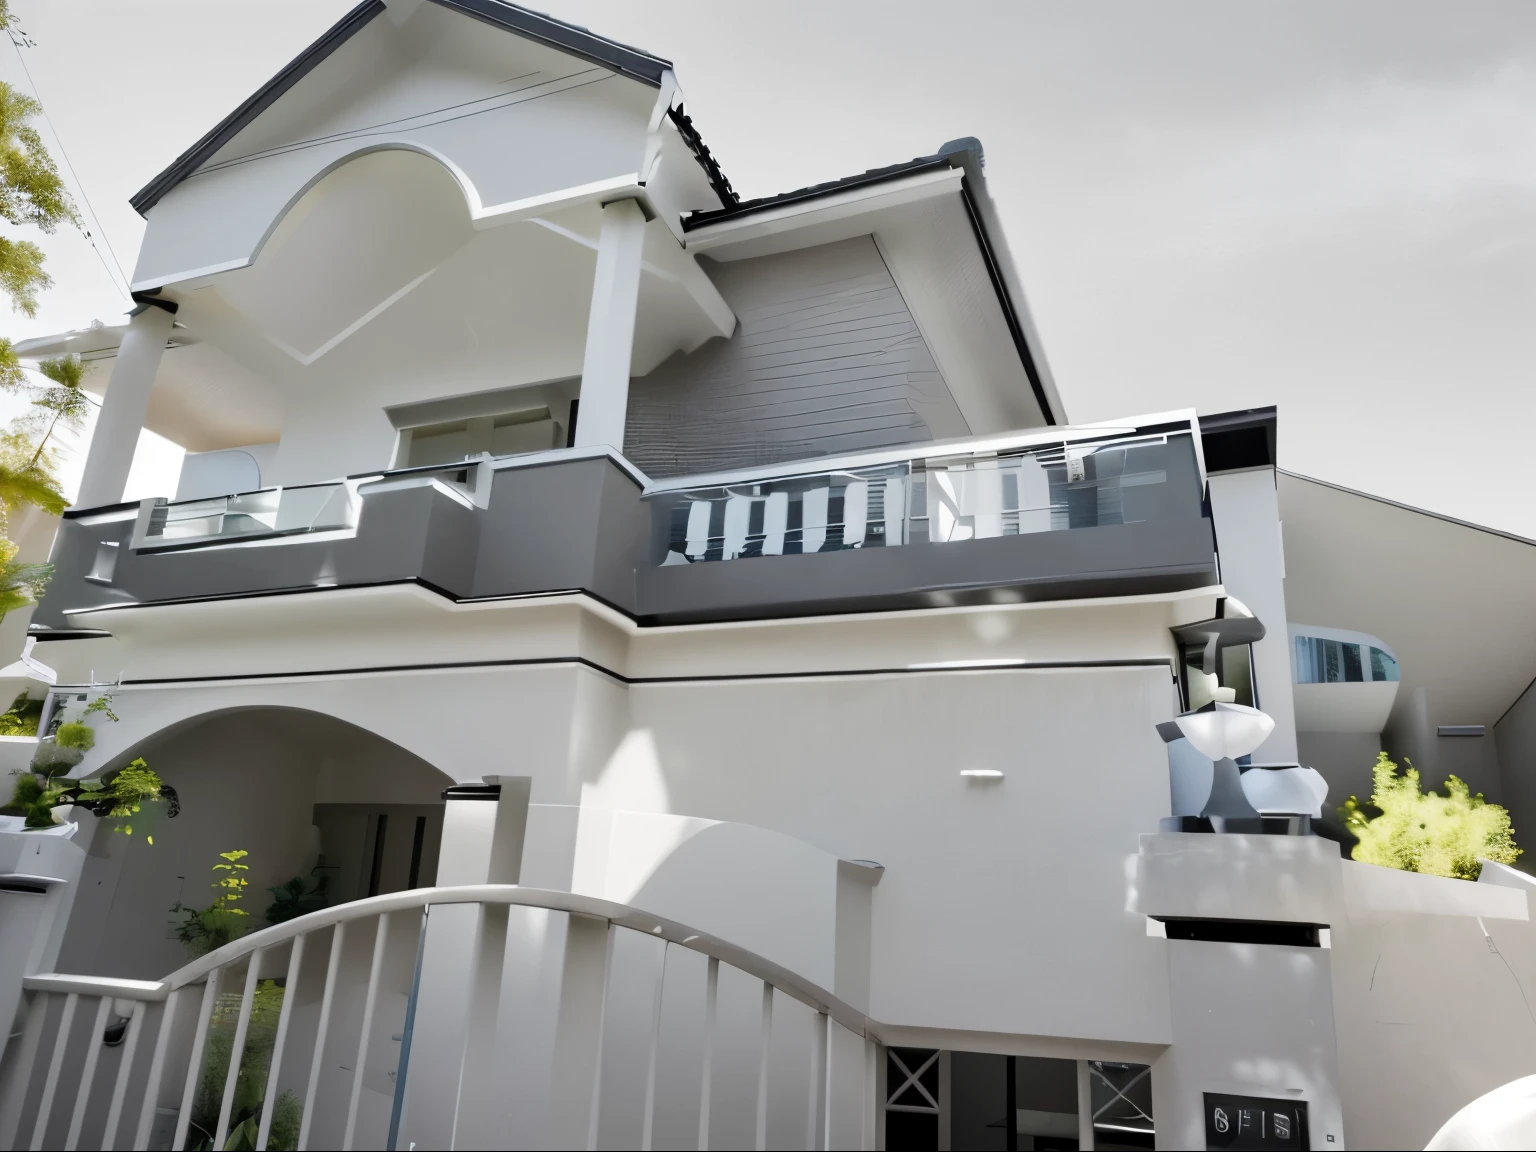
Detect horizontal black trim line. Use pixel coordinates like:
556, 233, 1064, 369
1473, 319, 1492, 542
30, 628, 113, 642
442, 783, 501, 801
62, 500, 142, 521
1158, 917, 1324, 948
116, 655, 1174, 689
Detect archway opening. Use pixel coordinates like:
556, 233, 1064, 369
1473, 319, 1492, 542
57, 706, 453, 980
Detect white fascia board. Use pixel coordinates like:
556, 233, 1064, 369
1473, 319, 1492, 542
681, 167, 964, 255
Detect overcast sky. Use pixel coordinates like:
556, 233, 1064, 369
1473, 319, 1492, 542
2, 0, 1533, 533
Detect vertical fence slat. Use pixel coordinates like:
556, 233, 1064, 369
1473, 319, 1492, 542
134, 989, 183, 1152
103, 1000, 148, 1150
696, 957, 718, 1152
216, 949, 266, 1148
173, 974, 221, 1152
755, 982, 773, 1151
386, 909, 429, 1152
255, 934, 306, 1152
585, 923, 616, 1152
0, 991, 50, 1150
819, 1013, 832, 1152
450, 902, 509, 1148
342, 914, 390, 1152
298, 921, 346, 1152
639, 942, 669, 1152
63, 995, 112, 1151
29, 991, 74, 1151
805, 1010, 828, 1152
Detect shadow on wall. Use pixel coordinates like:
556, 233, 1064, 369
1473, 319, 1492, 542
54, 707, 453, 980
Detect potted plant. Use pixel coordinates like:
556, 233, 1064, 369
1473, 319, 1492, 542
1, 692, 177, 838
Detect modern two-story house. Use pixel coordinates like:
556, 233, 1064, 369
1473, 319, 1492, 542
3, 4, 1536, 1150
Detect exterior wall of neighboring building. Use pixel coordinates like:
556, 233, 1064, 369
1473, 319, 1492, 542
1495, 678, 1536, 843
1384, 684, 1505, 805
1297, 730, 1383, 811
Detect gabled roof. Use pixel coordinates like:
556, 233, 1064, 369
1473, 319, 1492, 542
130, 0, 683, 216
684, 138, 1062, 426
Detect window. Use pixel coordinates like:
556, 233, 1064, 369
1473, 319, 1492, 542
1370, 647, 1400, 682
1294, 635, 1399, 684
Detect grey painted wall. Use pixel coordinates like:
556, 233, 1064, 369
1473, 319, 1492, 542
1496, 679, 1536, 856
624, 236, 969, 478
1297, 730, 1383, 812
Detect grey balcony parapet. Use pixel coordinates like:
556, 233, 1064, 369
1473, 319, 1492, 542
33, 423, 1218, 633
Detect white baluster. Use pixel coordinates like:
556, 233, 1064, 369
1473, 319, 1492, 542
842, 481, 868, 548
134, 989, 184, 1151
722, 494, 752, 559
801, 487, 829, 553
639, 942, 669, 1151
256, 934, 306, 1151
343, 915, 390, 1151
173, 974, 221, 1152
805, 1010, 828, 1152
103, 1000, 147, 1149
30, 991, 74, 1150
761, 491, 789, 555
0, 992, 49, 1150
755, 983, 773, 1151
216, 949, 266, 1148
63, 995, 112, 1150
298, 922, 346, 1151
696, 957, 718, 1152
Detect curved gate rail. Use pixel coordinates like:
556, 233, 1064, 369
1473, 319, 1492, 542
0, 885, 873, 1151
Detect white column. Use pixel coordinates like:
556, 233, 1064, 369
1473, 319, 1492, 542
75, 302, 174, 508
1077, 1059, 1095, 1150
573, 197, 647, 453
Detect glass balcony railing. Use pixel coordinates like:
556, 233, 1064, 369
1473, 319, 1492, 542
645, 431, 1195, 565
1291, 629, 1400, 684
130, 483, 356, 552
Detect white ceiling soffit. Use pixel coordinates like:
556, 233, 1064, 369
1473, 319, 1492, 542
681, 167, 962, 258
1278, 471, 1536, 732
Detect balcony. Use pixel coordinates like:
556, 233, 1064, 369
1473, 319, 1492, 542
35, 419, 1217, 633
639, 423, 1215, 621
1290, 625, 1401, 734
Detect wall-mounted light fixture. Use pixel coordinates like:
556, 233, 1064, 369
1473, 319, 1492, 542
960, 769, 1004, 780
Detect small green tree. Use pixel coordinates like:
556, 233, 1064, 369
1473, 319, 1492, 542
172, 849, 253, 956
1340, 752, 1521, 880
0, 0, 84, 627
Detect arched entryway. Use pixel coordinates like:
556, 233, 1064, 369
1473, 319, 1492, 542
56, 706, 454, 980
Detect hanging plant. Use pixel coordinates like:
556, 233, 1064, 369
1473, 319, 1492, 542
1, 692, 178, 839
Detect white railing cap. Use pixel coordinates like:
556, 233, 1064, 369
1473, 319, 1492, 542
27, 885, 871, 1036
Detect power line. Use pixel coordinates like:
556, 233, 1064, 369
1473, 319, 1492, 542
6, 26, 133, 304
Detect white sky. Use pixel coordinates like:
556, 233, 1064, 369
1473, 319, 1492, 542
0, 0, 1533, 532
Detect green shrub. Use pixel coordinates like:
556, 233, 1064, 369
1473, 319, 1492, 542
1340, 752, 1521, 880
53, 721, 94, 750
0, 692, 42, 735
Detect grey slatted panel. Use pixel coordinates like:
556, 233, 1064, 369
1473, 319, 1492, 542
626, 236, 967, 478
